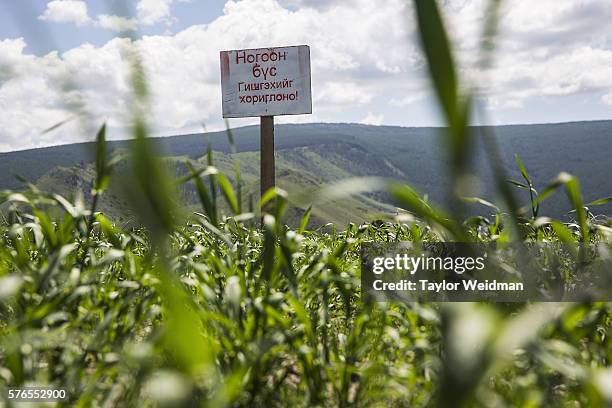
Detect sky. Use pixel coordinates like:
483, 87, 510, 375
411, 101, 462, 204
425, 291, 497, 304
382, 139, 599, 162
0, 0, 611, 152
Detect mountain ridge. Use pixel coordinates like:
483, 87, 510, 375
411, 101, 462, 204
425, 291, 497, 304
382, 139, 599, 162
1, 120, 611, 223
4, 118, 612, 154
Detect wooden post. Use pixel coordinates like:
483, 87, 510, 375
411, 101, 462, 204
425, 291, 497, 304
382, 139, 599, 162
260, 116, 275, 216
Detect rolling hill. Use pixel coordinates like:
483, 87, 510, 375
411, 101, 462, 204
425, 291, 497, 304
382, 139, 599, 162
1, 121, 610, 225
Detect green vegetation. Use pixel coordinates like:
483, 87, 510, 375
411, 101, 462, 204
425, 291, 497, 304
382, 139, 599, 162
2, 121, 612, 225
1, 1, 611, 407
1, 128, 610, 405
20, 142, 397, 227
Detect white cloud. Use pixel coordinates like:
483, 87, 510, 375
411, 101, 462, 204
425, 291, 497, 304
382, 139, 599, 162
390, 92, 425, 107
96, 15, 138, 33
439, 0, 612, 110
315, 82, 374, 106
2, 0, 416, 151
360, 112, 384, 126
137, 0, 190, 25
38, 0, 180, 30
38, 0, 91, 26
0, 37, 133, 151
277, 0, 332, 9
3, 0, 612, 152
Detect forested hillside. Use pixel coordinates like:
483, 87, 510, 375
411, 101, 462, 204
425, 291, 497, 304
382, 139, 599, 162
1, 121, 611, 223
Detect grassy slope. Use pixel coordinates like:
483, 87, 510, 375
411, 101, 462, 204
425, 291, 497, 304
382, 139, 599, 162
32, 142, 398, 227
1, 121, 611, 222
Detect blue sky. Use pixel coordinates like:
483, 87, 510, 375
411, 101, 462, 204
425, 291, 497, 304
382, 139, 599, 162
1, 0, 611, 151
0, 1, 226, 55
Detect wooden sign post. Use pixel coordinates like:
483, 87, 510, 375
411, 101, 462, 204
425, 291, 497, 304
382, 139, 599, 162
220, 45, 312, 218
260, 116, 275, 205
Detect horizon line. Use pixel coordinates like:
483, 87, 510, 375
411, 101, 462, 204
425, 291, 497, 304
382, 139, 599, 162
2, 118, 611, 154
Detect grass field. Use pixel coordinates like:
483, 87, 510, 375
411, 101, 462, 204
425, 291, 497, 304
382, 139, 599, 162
1, 1, 611, 407
1, 133, 610, 406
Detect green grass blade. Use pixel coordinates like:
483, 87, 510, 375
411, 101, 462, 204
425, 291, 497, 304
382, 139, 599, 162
413, 0, 458, 127
218, 173, 239, 215
298, 205, 312, 233
515, 154, 532, 185
225, 119, 243, 214
185, 161, 217, 226
586, 197, 612, 206
390, 183, 468, 241
94, 123, 110, 193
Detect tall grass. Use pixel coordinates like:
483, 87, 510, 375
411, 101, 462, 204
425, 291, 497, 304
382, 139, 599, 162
1, 0, 611, 407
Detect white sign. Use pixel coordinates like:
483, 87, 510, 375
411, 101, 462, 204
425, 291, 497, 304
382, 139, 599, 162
220, 45, 312, 118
